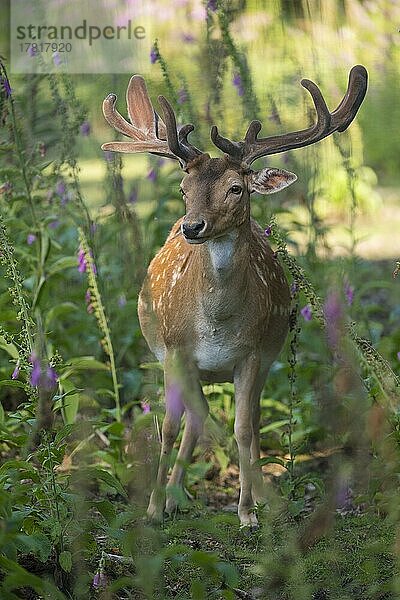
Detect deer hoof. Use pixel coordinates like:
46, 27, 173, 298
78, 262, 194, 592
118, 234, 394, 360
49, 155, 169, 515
147, 491, 165, 524
239, 510, 259, 532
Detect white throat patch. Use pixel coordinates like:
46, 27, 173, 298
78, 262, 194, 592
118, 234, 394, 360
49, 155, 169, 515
206, 232, 237, 275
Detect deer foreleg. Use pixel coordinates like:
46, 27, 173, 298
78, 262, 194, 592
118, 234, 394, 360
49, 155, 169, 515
234, 355, 263, 530
147, 356, 184, 522
166, 387, 208, 513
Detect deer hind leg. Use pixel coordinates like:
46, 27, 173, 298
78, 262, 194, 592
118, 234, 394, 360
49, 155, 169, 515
166, 383, 208, 514
250, 368, 272, 506
147, 355, 184, 523
234, 355, 266, 530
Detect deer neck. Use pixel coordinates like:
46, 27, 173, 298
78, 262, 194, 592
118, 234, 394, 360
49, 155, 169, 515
199, 221, 251, 289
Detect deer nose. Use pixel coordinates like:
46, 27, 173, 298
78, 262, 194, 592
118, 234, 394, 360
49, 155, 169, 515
182, 220, 206, 239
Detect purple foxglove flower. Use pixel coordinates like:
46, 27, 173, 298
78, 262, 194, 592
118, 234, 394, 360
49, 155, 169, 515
11, 364, 20, 380
93, 573, 100, 588
80, 121, 90, 136
150, 47, 158, 64
344, 280, 354, 306
60, 190, 73, 206
264, 225, 272, 237
324, 291, 343, 348
53, 52, 62, 66
118, 293, 127, 307
181, 33, 195, 43
89, 251, 97, 275
103, 150, 114, 162
128, 188, 138, 204
44, 366, 58, 390
177, 88, 188, 105
78, 247, 87, 273
1, 76, 12, 98
29, 353, 41, 387
233, 73, 244, 97
93, 571, 107, 589
397, 351, 400, 361
56, 181, 66, 197
207, 0, 218, 10
85, 289, 93, 313
300, 305, 312, 321
27, 233, 36, 245
147, 168, 157, 183
141, 400, 151, 414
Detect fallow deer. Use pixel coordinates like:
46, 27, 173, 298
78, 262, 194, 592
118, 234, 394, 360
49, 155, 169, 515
102, 65, 368, 528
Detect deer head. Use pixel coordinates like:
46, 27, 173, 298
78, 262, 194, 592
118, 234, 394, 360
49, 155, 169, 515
102, 66, 368, 243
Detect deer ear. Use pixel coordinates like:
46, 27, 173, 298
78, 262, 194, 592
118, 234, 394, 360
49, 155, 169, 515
249, 168, 297, 195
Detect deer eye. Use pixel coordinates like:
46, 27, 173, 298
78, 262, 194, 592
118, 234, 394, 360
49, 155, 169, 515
230, 185, 242, 195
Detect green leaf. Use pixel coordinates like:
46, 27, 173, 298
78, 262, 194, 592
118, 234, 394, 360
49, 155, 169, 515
16, 533, 52, 562
0, 379, 26, 389
288, 498, 304, 517
80, 467, 127, 499
54, 423, 76, 445
260, 419, 290, 434
45, 302, 77, 327
40, 232, 51, 267
0, 460, 36, 477
139, 361, 163, 371
46, 256, 78, 278
0, 555, 66, 599
59, 551, 72, 573
216, 561, 239, 587
58, 379, 80, 424
0, 336, 19, 359
66, 356, 109, 370
92, 499, 116, 525
32, 274, 46, 309
190, 580, 206, 599
59, 356, 109, 379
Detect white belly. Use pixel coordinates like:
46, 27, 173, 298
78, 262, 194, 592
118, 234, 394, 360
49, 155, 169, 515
193, 324, 249, 373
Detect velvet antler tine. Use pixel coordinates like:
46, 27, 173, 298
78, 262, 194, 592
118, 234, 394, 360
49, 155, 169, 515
155, 112, 167, 140
179, 124, 203, 157
158, 96, 201, 164
331, 64, 368, 132
126, 75, 157, 137
300, 79, 331, 134
158, 96, 181, 155
102, 94, 139, 138
210, 125, 242, 160
101, 141, 178, 158
102, 79, 182, 160
103, 76, 204, 164
244, 121, 262, 144
209, 65, 367, 165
